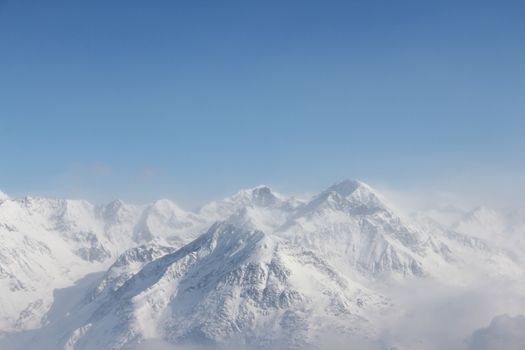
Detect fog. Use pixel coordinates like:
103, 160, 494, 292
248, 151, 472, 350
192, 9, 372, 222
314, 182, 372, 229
128, 276, 525, 350
373, 277, 525, 350
466, 315, 525, 350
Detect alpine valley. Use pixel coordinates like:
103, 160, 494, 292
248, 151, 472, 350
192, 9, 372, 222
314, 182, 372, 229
0, 181, 523, 350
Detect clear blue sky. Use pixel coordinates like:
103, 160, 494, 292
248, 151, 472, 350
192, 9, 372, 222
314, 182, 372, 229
0, 0, 524, 206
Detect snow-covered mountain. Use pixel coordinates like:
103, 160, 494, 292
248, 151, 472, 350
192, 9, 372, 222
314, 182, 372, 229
29, 222, 387, 350
453, 206, 508, 241
449, 206, 525, 261
0, 196, 208, 332
0, 180, 523, 349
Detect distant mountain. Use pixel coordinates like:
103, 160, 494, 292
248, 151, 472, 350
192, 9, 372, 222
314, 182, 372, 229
0, 196, 208, 331
451, 206, 525, 257
0, 181, 523, 349
453, 206, 508, 241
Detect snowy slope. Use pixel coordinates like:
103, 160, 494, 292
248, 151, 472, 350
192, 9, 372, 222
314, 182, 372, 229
199, 185, 302, 228
0, 196, 208, 331
275, 180, 432, 278
453, 207, 508, 242
0, 181, 523, 349
24, 222, 388, 350
451, 206, 525, 263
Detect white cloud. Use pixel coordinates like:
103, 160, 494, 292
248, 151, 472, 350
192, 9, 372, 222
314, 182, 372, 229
374, 278, 525, 350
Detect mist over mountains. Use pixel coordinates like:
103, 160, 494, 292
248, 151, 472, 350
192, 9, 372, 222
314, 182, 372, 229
0, 180, 524, 350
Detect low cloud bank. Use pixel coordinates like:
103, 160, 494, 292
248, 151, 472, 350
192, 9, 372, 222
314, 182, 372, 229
129, 289, 525, 350
466, 314, 525, 350
373, 277, 525, 350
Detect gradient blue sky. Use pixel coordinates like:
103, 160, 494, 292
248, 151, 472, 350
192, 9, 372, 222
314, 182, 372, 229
0, 0, 524, 207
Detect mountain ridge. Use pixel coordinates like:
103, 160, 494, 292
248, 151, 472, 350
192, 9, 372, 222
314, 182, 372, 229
0, 180, 523, 349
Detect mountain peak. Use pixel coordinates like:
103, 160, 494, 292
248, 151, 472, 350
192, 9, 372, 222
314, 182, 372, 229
225, 184, 283, 208
249, 185, 281, 206
104, 199, 128, 213
291, 179, 391, 222
0, 190, 9, 202
325, 179, 369, 197
149, 198, 185, 213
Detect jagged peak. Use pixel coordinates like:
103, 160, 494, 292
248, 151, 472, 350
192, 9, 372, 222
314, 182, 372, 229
9, 195, 93, 216
233, 184, 283, 205
103, 199, 128, 215
129, 221, 268, 283
200, 185, 285, 220
299, 179, 385, 213
16, 195, 53, 205
111, 243, 175, 268
252, 184, 273, 191
324, 179, 371, 197
191, 221, 268, 257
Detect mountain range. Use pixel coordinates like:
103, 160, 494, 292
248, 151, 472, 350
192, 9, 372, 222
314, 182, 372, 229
0, 180, 523, 349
